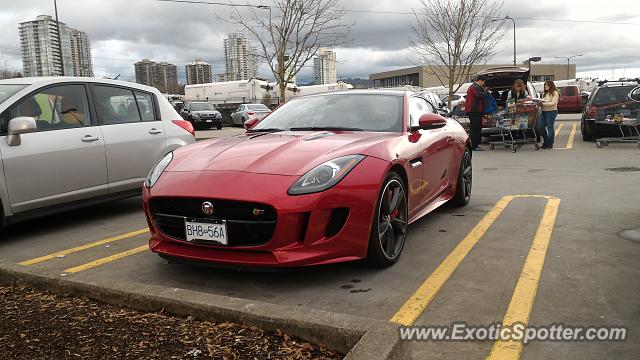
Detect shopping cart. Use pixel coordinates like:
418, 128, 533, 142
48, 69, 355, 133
594, 101, 640, 149
488, 102, 540, 153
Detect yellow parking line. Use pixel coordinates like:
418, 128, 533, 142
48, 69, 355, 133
63, 245, 149, 274
486, 198, 561, 360
390, 195, 559, 326
18, 228, 149, 266
554, 124, 564, 137
390, 196, 513, 326
564, 123, 577, 149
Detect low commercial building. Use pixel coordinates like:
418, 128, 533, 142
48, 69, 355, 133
369, 63, 576, 88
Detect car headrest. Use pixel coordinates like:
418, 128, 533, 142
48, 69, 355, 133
19, 97, 42, 117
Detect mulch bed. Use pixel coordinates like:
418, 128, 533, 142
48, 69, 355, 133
0, 285, 342, 359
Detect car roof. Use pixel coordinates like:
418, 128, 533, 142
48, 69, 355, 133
0, 76, 159, 93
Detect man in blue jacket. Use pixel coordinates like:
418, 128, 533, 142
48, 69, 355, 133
465, 75, 492, 151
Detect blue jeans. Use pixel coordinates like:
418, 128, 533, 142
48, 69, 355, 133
539, 110, 558, 146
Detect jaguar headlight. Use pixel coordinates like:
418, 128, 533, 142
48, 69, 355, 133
288, 155, 365, 195
145, 152, 173, 188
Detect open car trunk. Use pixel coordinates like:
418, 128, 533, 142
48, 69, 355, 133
477, 66, 530, 90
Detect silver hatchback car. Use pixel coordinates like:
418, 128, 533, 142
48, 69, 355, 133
0, 77, 195, 226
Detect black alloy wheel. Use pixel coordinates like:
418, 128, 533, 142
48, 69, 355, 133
367, 173, 409, 267
451, 148, 472, 206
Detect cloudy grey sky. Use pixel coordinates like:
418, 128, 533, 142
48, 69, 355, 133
1, 0, 639, 83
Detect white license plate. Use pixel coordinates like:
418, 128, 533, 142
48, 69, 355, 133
185, 219, 227, 245
206, 119, 213, 122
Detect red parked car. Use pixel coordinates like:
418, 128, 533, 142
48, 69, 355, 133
142, 91, 472, 268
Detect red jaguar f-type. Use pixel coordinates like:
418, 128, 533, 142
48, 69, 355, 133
143, 90, 472, 268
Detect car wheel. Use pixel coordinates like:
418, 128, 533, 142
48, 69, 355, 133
366, 172, 408, 268
217, 123, 223, 130
451, 148, 472, 207
581, 120, 593, 141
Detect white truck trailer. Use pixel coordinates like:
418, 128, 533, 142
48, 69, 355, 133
184, 79, 276, 110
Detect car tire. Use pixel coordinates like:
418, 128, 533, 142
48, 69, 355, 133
217, 124, 223, 130
451, 147, 472, 207
366, 172, 409, 268
581, 120, 593, 141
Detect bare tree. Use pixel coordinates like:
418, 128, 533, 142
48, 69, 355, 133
230, 0, 351, 102
411, 0, 505, 107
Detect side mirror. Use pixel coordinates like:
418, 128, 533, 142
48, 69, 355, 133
244, 117, 260, 130
414, 113, 447, 131
628, 86, 640, 102
7, 116, 37, 146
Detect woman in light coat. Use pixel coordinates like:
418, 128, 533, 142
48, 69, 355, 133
539, 80, 560, 149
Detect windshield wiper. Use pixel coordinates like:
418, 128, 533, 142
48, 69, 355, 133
249, 128, 286, 133
289, 126, 363, 131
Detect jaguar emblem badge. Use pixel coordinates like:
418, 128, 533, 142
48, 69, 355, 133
202, 202, 214, 216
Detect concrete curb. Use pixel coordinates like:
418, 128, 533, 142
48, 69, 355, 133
0, 261, 410, 359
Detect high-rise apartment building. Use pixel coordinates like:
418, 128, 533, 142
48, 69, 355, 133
313, 48, 337, 85
19, 15, 74, 77
224, 33, 257, 81
134, 59, 178, 93
69, 28, 93, 77
185, 59, 212, 84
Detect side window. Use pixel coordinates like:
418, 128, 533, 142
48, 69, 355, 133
7, 84, 90, 132
565, 87, 576, 96
134, 91, 156, 121
94, 86, 141, 125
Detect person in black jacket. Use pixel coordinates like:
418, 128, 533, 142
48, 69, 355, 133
465, 75, 492, 151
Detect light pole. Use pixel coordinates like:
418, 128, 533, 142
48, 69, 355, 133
527, 57, 541, 81
553, 54, 582, 80
492, 16, 516, 66
53, 0, 64, 75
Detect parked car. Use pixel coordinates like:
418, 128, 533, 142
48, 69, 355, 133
143, 90, 472, 268
171, 100, 184, 113
0, 77, 195, 227
418, 91, 451, 117
581, 80, 639, 141
441, 93, 467, 115
231, 103, 271, 126
557, 85, 587, 113
180, 101, 222, 130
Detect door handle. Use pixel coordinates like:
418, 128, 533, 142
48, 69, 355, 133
410, 158, 423, 168
81, 135, 99, 142
149, 128, 163, 135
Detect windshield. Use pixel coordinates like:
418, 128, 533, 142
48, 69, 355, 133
190, 103, 216, 111
248, 104, 270, 111
253, 94, 403, 132
592, 86, 635, 106
0, 84, 28, 104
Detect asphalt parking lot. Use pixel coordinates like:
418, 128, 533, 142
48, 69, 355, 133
1, 116, 639, 359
